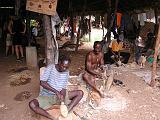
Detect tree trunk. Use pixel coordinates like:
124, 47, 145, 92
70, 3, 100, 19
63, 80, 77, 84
70, 14, 74, 40
150, 23, 160, 87
89, 15, 91, 42
26, 12, 31, 46
68, 0, 74, 40
43, 15, 56, 65
75, 17, 81, 52
15, 0, 20, 16
51, 15, 59, 64
105, 0, 119, 43
75, 0, 87, 51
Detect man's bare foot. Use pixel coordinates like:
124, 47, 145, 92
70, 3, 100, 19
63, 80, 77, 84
150, 80, 155, 87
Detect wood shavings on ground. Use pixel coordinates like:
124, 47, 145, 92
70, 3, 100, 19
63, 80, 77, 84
69, 76, 80, 85
68, 73, 128, 112
0, 104, 8, 111
7, 67, 28, 73
14, 91, 32, 101
100, 91, 128, 112
9, 70, 32, 86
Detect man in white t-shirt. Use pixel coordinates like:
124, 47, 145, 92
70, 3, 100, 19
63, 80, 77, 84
29, 55, 83, 120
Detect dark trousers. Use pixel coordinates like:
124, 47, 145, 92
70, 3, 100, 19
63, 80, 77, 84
120, 52, 130, 64
135, 46, 143, 63
104, 49, 114, 64
104, 49, 130, 64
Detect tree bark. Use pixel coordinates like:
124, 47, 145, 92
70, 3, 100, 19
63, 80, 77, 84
70, 14, 74, 40
75, 17, 81, 52
43, 15, 56, 65
69, 0, 74, 40
26, 12, 31, 46
15, 0, 20, 16
150, 23, 160, 87
75, 0, 87, 51
89, 15, 91, 42
51, 15, 59, 64
105, 0, 119, 43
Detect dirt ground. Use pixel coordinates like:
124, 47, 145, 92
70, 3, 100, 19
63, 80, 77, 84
0, 43, 160, 120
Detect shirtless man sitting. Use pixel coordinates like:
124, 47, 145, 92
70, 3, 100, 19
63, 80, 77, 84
82, 41, 104, 97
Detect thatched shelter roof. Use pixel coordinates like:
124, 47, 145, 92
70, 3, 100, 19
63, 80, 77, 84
0, 0, 160, 17
57, 0, 160, 16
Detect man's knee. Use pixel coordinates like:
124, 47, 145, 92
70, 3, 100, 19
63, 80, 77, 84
77, 90, 84, 98
82, 73, 86, 81
29, 99, 39, 110
82, 73, 91, 83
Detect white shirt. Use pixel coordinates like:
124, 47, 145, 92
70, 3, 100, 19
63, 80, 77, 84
136, 36, 145, 47
40, 64, 69, 96
32, 27, 38, 36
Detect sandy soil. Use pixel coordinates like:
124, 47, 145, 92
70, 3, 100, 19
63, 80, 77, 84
0, 43, 160, 120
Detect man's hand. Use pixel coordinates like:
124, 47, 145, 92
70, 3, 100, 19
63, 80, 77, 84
99, 65, 105, 71
95, 73, 103, 79
56, 91, 64, 102
60, 89, 66, 97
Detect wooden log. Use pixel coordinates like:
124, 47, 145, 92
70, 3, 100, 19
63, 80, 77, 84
106, 70, 114, 91
26, 46, 38, 68
38, 108, 77, 120
39, 108, 60, 120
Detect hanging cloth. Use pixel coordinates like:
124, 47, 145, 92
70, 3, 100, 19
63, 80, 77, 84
73, 18, 77, 33
138, 13, 146, 26
146, 10, 155, 23
121, 15, 125, 31
116, 12, 122, 28
143, 13, 147, 22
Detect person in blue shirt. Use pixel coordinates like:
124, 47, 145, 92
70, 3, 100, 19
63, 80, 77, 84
29, 55, 83, 120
